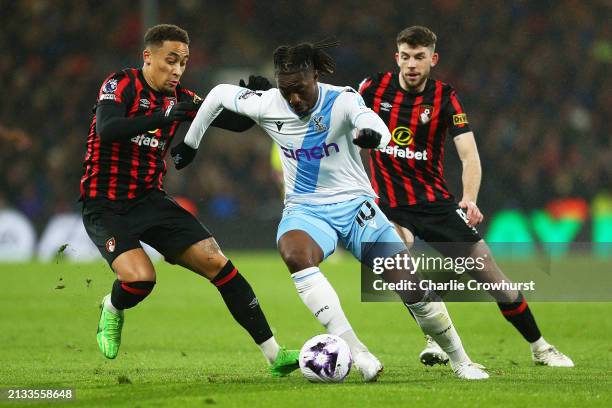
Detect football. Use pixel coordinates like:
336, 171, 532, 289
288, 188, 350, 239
299, 334, 352, 383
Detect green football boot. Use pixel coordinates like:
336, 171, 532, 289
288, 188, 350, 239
96, 294, 124, 359
269, 347, 300, 377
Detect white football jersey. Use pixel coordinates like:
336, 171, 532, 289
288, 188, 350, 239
184, 83, 391, 205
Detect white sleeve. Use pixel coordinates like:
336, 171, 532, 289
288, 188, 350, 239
340, 90, 392, 149
184, 84, 263, 149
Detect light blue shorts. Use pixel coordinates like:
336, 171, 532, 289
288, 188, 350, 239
276, 196, 405, 263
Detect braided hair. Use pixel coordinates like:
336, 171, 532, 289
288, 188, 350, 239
273, 38, 339, 76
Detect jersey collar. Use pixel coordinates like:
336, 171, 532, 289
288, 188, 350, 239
394, 72, 433, 96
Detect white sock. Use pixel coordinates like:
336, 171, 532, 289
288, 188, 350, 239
407, 300, 469, 367
258, 337, 280, 364
292, 267, 354, 336
530, 337, 549, 352
339, 330, 369, 355
104, 295, 120, 314
292, 268, 368, 356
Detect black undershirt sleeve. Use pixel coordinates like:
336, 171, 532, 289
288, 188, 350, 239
96, 102, 255, 143
96, 103, 166, 142
210, 109, 255, 132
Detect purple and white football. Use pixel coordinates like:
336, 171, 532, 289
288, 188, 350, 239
299, 334, 352, 382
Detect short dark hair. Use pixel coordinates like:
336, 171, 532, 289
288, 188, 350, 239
144, 24, 189, 47
273, 38, 339, 76
396, 26, 437, 50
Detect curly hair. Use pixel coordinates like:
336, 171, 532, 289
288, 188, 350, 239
273, 38, 339, 75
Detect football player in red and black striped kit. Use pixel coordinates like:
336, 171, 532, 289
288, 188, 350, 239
80, 24, 300, 375
359, 26, 573, 368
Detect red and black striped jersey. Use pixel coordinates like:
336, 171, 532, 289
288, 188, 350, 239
80, 68, 200, 201
359, 72, 471, 207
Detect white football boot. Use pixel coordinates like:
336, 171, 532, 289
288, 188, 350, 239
419, 335, 450, 366
532, 345, 574, 367
451, 360, 489, 380
353, 351, 383, 382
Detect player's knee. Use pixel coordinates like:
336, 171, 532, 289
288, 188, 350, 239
196, 241, 228, 279
112, 249, 156, 281
393, 223, 415, 248
280, 248, 317, 274
203, 255, 230, 280
278, 231, 324, 273
497, 290, 521, 304
179, 253, 227, 280
115, 265, 155, 282
172, 238, 228, 280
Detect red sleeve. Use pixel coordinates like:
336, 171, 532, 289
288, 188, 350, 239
178, 86, 203, 119
97, 71, 132, 106
445, 87, 472, 137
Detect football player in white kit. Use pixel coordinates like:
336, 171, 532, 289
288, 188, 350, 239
172, 40, 488, 380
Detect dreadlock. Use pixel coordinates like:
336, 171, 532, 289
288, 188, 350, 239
273, 38, 339, 76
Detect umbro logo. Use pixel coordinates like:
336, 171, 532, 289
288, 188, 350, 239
275, 121, 284, 131
380, 102, 392, 111
248, 297, 259, 309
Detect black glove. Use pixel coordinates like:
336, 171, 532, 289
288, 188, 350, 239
170, 141, 198, 170
161, 101, 200, 124
352, 129, 382, 149
239, 75, 273, 91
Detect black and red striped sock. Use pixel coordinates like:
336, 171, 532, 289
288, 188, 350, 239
497, 292, 541, 342
110, 280, 155, 310
212, 260, 273, 344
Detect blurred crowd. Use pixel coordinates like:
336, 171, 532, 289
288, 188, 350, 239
1, 0, 610, 230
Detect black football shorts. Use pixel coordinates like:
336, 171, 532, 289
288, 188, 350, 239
380, 199, 481, 257
82, 189, 212, 266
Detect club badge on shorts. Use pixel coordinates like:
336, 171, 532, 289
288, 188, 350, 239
105, 237, 116, 253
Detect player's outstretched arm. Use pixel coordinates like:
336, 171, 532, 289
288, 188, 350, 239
209, 76, 273, 132
340, 90, 391, 149
96, 101, 198, 142
211, 109, 255, 132
353, 129, 384, 149
172, 84, 264, 169
184, 84, 263, 148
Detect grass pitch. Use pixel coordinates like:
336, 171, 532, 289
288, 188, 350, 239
1, 252, 610, 407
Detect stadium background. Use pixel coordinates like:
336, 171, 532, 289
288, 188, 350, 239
1, 3, 611, 406
0, 0, 610, 255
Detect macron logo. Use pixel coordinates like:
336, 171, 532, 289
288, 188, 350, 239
281, 142, 339, 162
